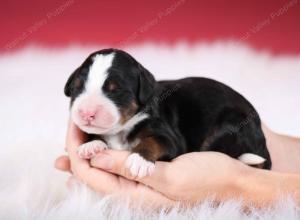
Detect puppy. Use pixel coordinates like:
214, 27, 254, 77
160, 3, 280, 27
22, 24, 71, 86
64, 48, 272, 178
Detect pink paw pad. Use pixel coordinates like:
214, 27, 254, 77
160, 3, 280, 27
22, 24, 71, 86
77, 140, 108, 159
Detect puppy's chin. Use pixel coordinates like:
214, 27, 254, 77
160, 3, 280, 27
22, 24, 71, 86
78, 124, 114, 135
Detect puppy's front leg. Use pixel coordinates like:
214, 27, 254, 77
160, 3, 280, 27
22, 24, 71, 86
125, 137, 169, 179
77, 140, 108, 159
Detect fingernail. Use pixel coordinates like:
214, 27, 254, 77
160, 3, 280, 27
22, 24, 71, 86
91, 154, 114, 170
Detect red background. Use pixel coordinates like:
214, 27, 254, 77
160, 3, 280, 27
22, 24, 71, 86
1, 0, 300, 54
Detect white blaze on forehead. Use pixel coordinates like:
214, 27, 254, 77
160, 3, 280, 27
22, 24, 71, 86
71, 52, 120, 135
85, 53, 115, 93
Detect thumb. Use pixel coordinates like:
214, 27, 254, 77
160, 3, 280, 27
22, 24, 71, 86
91, 150, 130, 172
90, 150, 171, 191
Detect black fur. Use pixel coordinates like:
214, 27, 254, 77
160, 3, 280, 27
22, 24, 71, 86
65, 48, 272, 169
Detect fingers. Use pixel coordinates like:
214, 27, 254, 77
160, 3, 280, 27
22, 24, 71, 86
55, 156, 82, 188
55, 155, 72, 173
65, 120, 121, 193
90, 150, 171, 192
90, 150, 129, 171
65, 119, 90, 167
60, 137, 174, 204
65, 119, 86, 151
64, 120, 171, 198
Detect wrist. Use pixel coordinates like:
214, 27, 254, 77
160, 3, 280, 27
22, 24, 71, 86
237, 167, 273, 206
210, 163, 254, 203
237, 166, 300, 207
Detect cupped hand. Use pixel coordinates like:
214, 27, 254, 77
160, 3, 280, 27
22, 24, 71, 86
55, 120, 248, 206
55, 120, 174, 207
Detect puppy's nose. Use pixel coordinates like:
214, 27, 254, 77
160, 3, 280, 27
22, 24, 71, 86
79, 109, 97, 122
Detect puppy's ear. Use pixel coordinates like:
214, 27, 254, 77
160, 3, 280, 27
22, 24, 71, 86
64, 68, 80, 97
138, 64, 156, 105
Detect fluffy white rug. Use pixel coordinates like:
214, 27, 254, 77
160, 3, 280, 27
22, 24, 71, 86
0, 43, 299, 219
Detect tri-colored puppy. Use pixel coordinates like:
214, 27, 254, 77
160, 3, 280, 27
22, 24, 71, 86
64, 48, 272, 178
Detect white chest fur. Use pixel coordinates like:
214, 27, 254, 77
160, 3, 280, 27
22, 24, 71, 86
104, 132, 140, 150
103, 112, 148, 150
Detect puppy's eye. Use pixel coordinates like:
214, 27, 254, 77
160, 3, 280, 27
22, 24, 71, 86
106, 82, 118, 92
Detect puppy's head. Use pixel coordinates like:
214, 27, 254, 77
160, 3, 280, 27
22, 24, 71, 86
64, 48, 156, 135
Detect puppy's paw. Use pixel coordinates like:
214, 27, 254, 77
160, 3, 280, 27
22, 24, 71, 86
238, 153, 266, 165
125, 153, 155, 179
77, 140, 108, 159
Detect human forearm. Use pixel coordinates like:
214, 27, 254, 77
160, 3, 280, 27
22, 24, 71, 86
262, 124, 300, 173
237, 167, 300, 207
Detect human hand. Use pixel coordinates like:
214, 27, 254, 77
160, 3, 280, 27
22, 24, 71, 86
88, 149, 246, 204
55, 120, 249, 206
55, 120, 175, 207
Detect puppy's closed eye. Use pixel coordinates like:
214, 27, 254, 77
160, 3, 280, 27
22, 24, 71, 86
109, 82, 118, 91
104, 81, 119, 93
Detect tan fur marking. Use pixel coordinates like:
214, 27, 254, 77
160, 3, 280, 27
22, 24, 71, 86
132, 137, 165, 162
120, 101, 139, 124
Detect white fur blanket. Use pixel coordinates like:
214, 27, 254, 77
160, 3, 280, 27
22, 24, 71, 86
0, 43, 299, 219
